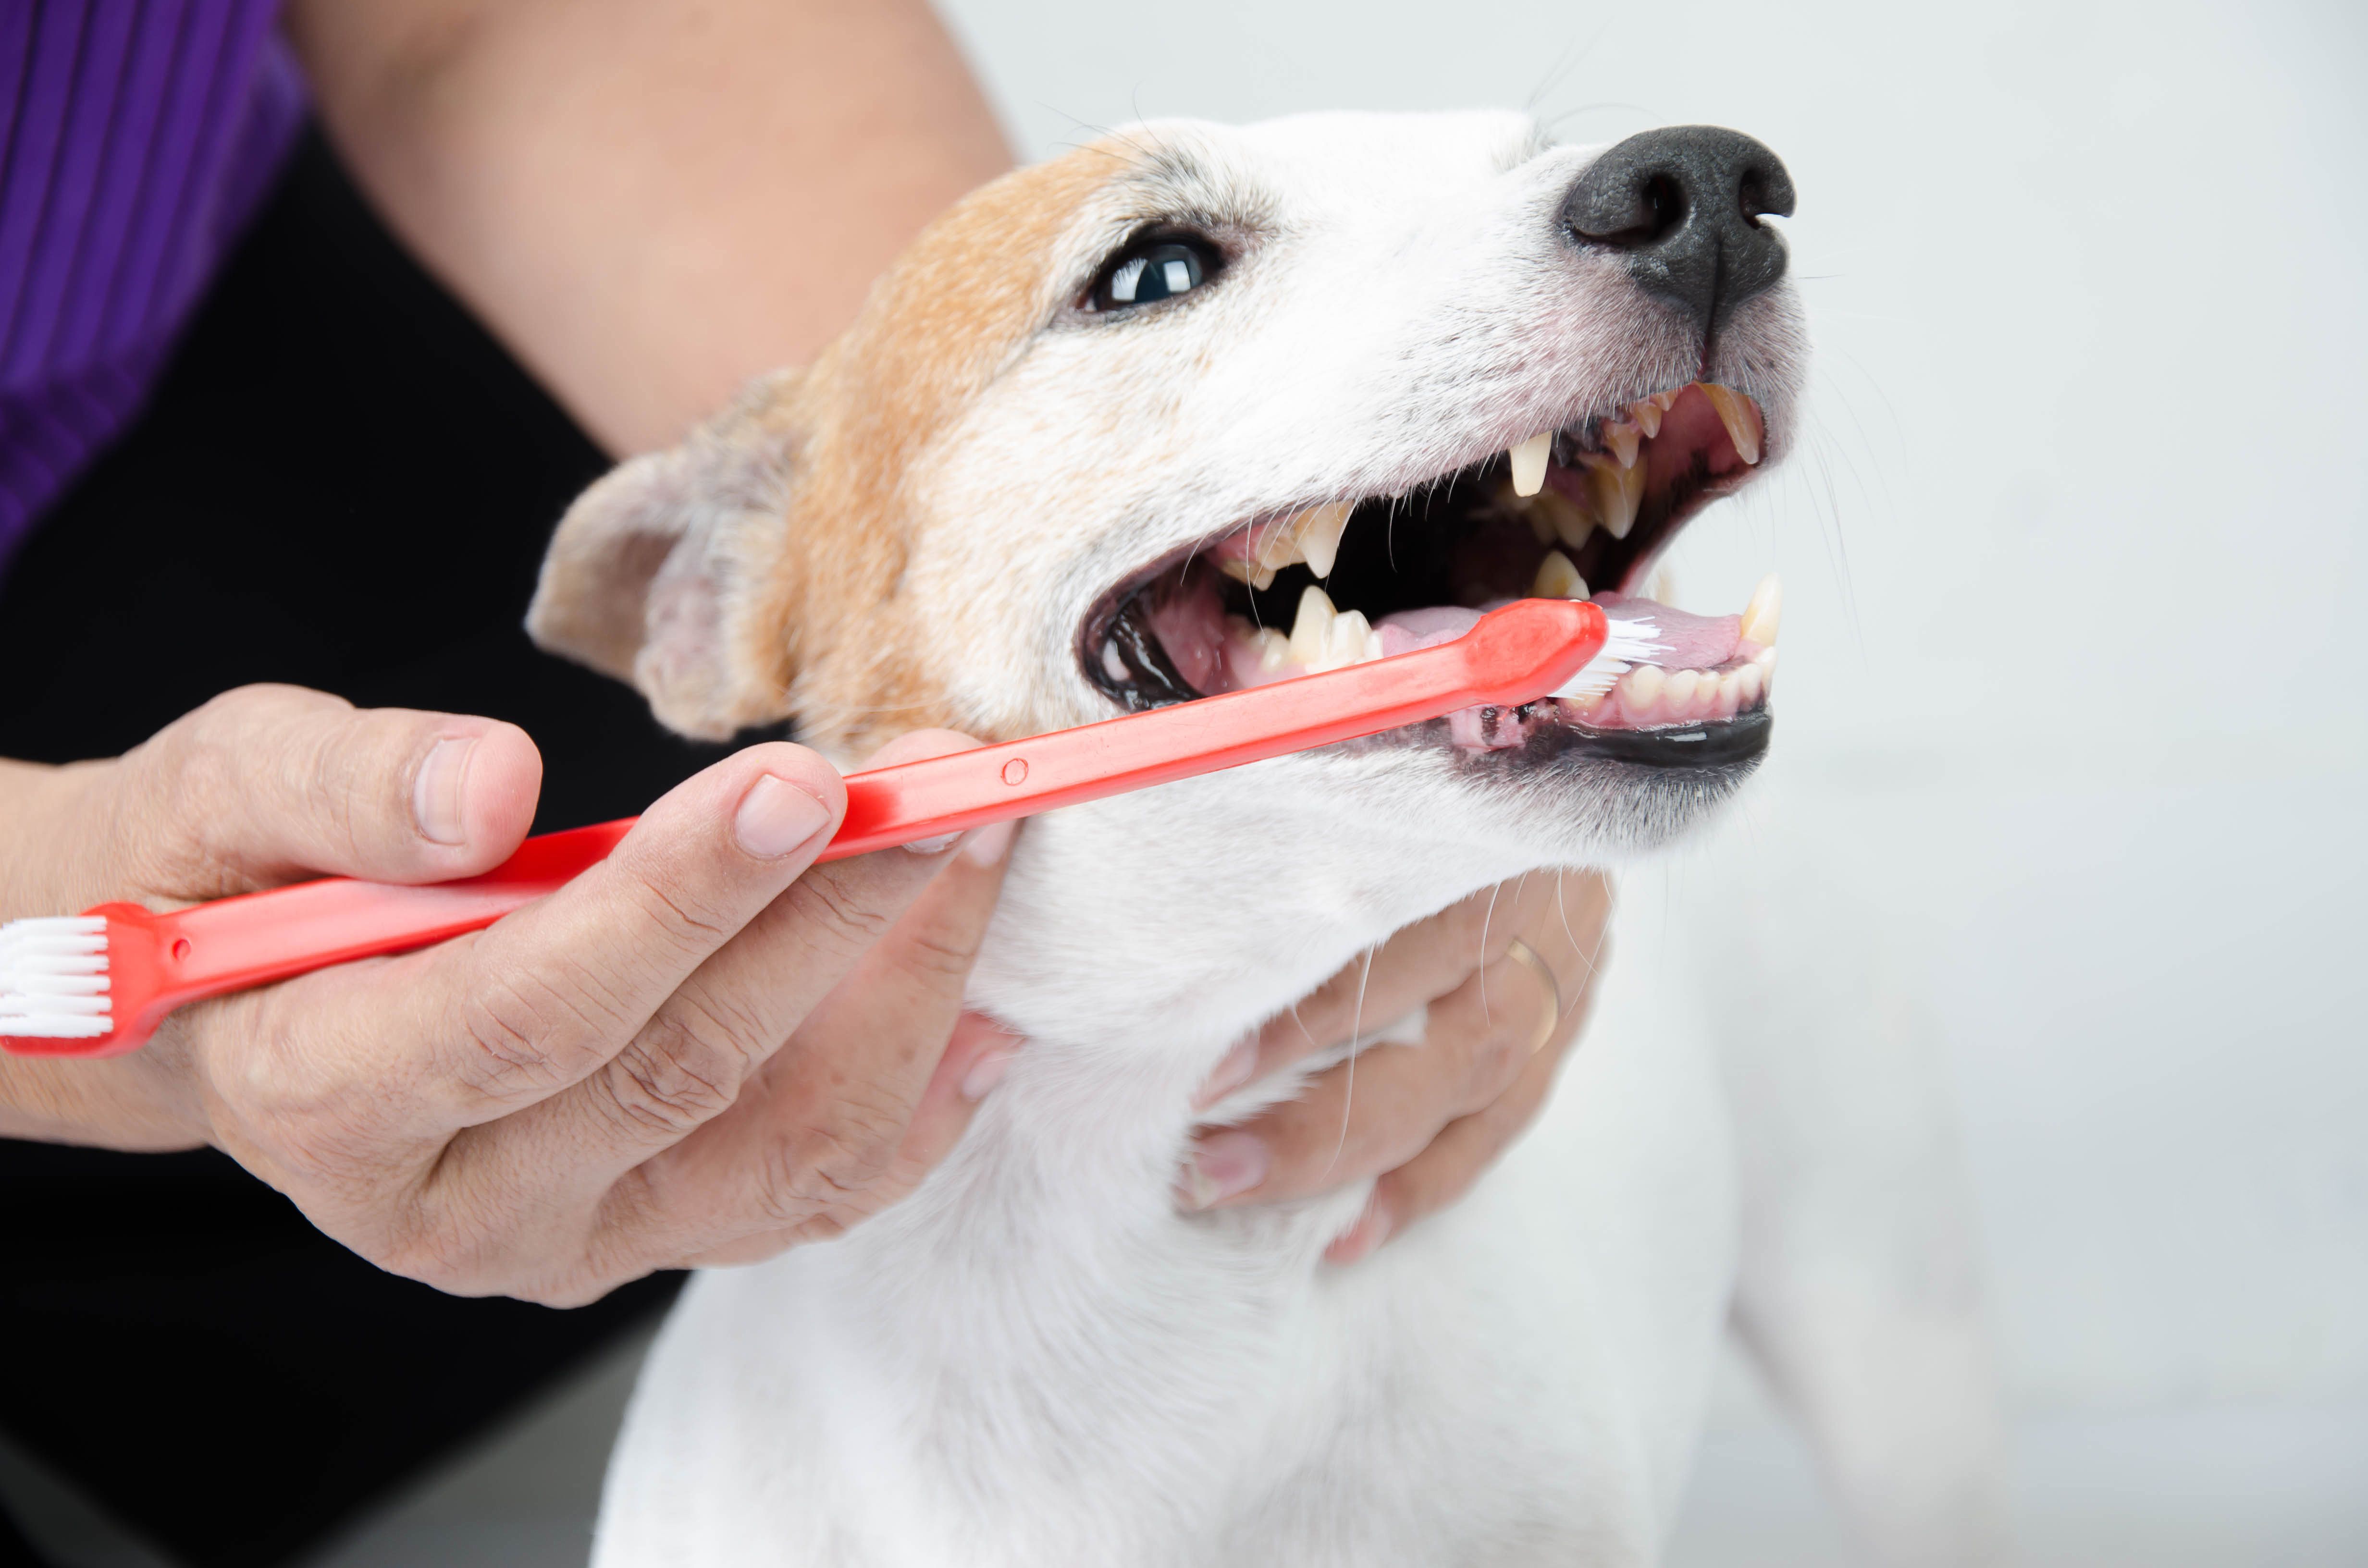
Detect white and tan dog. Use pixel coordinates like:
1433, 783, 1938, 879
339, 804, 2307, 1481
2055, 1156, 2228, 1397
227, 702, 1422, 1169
529, 111, 2004, 1567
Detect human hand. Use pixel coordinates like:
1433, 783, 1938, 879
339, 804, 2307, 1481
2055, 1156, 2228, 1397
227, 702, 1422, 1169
0, 685, 1018, 1303
1174, 870, 1612, 1262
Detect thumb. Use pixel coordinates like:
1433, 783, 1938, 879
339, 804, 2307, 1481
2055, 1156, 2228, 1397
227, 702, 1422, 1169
95, 684, 543, 902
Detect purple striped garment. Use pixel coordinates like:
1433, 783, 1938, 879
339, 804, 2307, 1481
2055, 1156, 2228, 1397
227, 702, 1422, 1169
0, 0, 305, 581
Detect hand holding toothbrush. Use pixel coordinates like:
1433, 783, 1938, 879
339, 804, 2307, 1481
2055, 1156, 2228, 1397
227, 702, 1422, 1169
0, 685, 1023, 1304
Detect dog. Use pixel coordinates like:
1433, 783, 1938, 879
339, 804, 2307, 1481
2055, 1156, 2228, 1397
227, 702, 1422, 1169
528, 110, 2006, 1566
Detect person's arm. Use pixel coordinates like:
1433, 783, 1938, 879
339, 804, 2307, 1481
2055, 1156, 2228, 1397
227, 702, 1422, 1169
284, 0, 1013, 454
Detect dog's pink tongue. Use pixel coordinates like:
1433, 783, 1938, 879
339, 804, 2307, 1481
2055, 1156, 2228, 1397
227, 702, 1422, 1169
1591, 593, 1741, 670
1376, 606, 1483, 655
1376, 597, 1740, 670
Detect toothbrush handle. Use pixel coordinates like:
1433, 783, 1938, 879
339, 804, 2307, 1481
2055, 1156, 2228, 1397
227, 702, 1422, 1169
60, 598, 1605, 1054
822, 596, 1606, 856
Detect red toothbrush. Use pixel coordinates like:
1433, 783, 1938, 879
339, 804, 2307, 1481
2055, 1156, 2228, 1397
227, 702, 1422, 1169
1, 598, 1655, 1058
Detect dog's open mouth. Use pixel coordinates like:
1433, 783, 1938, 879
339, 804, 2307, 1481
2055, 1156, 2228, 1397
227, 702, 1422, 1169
1080, 381, 1781, 766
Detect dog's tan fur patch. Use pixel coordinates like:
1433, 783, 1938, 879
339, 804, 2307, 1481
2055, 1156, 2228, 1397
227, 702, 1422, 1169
532, 142, 1129, 753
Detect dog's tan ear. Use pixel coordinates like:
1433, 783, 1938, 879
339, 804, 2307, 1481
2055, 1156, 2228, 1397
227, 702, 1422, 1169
527, 378, 800, 741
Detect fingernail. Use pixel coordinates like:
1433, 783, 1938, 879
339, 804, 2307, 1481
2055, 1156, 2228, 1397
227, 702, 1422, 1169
734, 773, 832, 858
1179, 1130, 1268, 1211
961, 817, 1017, 867
1327, 1193, 1393, 1265
1193, 1034, 1259, 1109
961, 1045, 1016, 1101
903, 832, 962, 855
412, 737, 475, 845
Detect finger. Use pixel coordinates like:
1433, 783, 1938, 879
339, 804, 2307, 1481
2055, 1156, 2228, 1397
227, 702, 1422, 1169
457, 735, 1016, 1236
1179, 945, 1554, 1211
240, 738, 851, 1153
674, 1011, 1023, 1269
1330, 875, 1614, 1265
92, 684, 544, 903
582, 801, 1018, 1270
1326, 1022, 1566, 1265
1198, 873, 1565, 1108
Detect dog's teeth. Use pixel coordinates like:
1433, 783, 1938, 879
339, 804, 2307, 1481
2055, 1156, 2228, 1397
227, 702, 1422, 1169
1735, 662, 1765, 707
1590, 457, 1646, 539
1217, 555, 1279, 591
1739, 572, 1782, 644
1604, 419, 1642, 469
1662, 668, 1702, 713
1700, 383, 1763, 466
1253, 525, 1306, 573
1287, 585, 1338, 666
1619, 663, 1665, 714
1630, 399, 1663, 439
1531, 549, 1588, 600
1101, 640, 1128, 681
1293, 502, 1353, 579
1508, 431, 1553, 498
1254, 627, 1292, 670
1542, 490, 1595, 550
1324, 608, 1375, 670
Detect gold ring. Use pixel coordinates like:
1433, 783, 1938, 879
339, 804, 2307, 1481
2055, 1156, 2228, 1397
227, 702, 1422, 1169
1502, 937, 1563, 1055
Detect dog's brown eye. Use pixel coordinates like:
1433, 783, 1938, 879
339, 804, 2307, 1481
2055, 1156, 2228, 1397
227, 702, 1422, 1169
1089, 238, 1218, 312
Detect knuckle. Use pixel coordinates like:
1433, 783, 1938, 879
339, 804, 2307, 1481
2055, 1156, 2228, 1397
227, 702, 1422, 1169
893, 916, 989, 986
784, 873, 899, 956
601, 1005, 760, 1138
753, 1102, 907, 1225
454, 967, 618, 1100
621, 870, 739, 956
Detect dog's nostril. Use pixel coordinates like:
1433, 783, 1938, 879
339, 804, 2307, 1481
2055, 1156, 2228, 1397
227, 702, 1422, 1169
1562, 125, 1796, 342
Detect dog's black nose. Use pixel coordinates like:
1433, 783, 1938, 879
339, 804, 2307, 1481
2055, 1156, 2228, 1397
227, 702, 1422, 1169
1562, 125, 1796, 340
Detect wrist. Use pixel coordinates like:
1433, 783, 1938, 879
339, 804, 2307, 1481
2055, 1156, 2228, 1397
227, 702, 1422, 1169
0, 755, 119, 920
0, 1046, 208, 1151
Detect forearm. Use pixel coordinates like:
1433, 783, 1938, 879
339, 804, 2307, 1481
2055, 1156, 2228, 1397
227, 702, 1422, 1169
285, 0, 1013, 455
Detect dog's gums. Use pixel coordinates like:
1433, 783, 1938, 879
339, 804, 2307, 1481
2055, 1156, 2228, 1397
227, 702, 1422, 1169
1085, 380, 1778, 761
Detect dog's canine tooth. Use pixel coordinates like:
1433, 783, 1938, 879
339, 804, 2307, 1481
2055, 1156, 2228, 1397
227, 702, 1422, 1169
1629, 399, 1664, 439
1508, 431, 1553, 497
1739, 572, 1782, 644
1700, 383, 1763, 466
1590, 457, 1646, 539
1253, 526, 1307, 573
1101, 640, 1128, 682
1218, 555, 1279, 591
1542, 489, 1595, 550
1603, 419, 1641, 469
1293, 502, 1353, 579
1531, 549, 1588, 600
1286, 585, 1338, 666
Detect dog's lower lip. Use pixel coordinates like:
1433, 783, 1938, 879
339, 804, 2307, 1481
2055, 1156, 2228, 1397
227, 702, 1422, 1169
1079, 382, 1778, 763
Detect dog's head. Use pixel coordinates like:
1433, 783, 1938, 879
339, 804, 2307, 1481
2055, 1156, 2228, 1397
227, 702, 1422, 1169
532, 110, 1804, 882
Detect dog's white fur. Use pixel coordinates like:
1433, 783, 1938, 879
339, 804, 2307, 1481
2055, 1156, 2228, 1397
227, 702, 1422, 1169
531, 111, 2007, 1566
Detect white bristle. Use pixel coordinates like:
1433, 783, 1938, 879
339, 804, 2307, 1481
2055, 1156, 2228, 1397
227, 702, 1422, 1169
1551, 616, 1667, 699
0, 915, 113, 1039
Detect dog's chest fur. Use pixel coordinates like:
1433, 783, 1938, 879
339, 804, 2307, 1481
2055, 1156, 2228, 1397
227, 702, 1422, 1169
592, 784, 1740, 1567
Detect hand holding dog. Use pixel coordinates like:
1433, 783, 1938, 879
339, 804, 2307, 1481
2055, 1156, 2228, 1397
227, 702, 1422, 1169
0, 686, 1019, 1305
1179, 869, 1613, 1263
